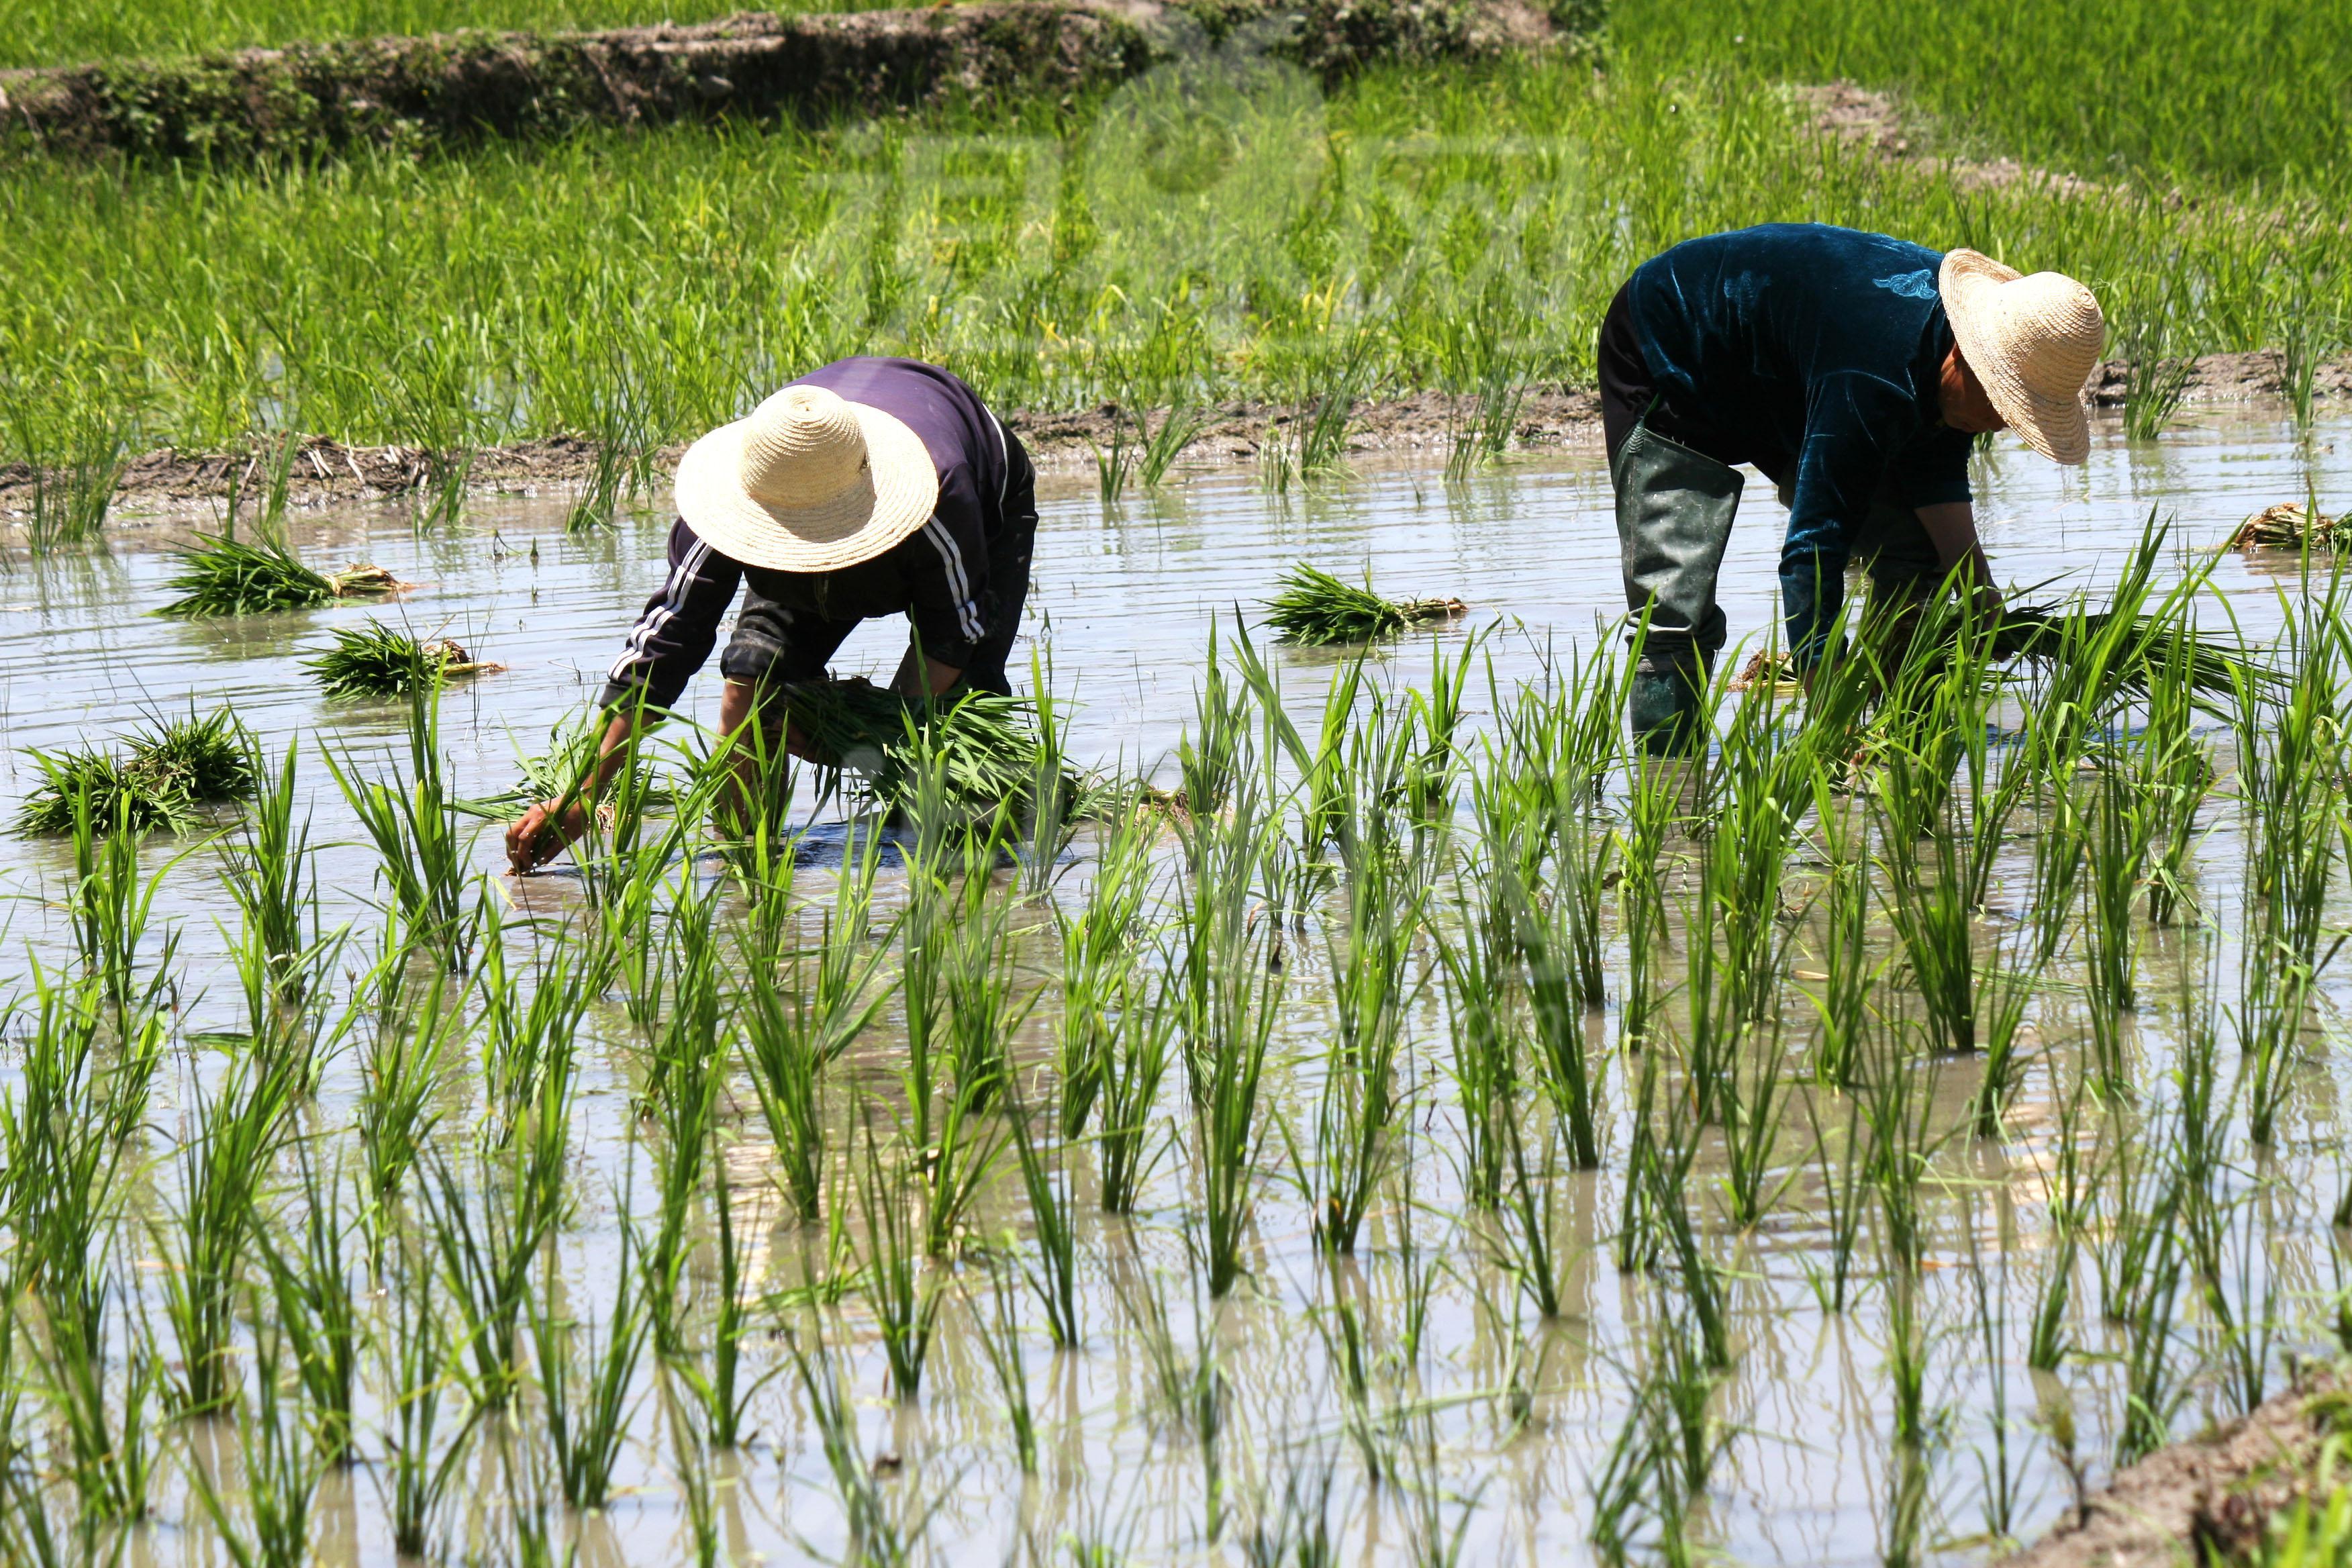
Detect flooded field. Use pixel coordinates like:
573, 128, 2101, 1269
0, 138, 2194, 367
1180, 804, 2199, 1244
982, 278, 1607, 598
3, 407, 2351, 1567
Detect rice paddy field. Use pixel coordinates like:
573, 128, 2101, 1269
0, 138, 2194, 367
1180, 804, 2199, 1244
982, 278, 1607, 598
7, 0, 2352, 1563
0, 407, 2343, 1566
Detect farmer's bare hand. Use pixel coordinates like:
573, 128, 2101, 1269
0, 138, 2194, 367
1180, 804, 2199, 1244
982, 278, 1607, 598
785, 723, 822, 764
507, 799, 589, 873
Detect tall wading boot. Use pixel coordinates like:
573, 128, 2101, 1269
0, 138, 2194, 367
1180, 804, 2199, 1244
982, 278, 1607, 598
1628, 649, 1711, 757
1611, 415, 1743, 755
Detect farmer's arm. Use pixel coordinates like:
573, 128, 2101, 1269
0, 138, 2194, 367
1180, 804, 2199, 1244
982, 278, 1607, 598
507, 520, 743, 872
1896, 424, 2001, 615
1781, 377, 1904, 670
902, 471, 989, 695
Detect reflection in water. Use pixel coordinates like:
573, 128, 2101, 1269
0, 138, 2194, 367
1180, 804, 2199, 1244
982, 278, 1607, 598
0, 408, 2347, 1567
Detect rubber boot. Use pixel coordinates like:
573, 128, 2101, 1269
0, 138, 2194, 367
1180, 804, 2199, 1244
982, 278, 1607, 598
1628, 656, 1707, 757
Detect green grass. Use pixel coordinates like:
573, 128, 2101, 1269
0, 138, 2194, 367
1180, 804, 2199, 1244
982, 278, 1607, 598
1614, 0, 2352, 190
2, 0, 906, 70
3, 40, 2348, 469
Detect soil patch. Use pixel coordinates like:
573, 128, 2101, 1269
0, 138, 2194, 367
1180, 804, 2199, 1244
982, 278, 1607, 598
2006, 1365, 2352, 1568
5, 352, 2343, 520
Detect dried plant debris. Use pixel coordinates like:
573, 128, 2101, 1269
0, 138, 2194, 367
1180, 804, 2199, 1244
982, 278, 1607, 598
307, 624, 499, 700
14, 707, 257, 836
156, 532, 407, 618
1728, 649, 1799, 691
2228, 502, 2352, 553
1262, 562, 1467, 646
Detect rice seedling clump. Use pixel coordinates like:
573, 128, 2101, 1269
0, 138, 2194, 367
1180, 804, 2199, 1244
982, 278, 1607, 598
13, 708, 256, 835
781, 677, 1074, 814
156, 533, 405, 618
1263, 562, 1466, 646
307, 625, 496, 700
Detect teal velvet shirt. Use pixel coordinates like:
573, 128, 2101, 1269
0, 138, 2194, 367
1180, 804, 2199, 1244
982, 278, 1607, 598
1625, 223, 1975, 660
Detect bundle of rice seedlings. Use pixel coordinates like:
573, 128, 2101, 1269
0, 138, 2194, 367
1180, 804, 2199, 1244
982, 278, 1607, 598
156, 533, 407, 618
2228, 502, 2352, 552
1728, 649, 1798, 692
1261, 562, 1466, 646
782, 678, 1073, 813
1987, 604, 2267, 698
307, 625, 498, 700
13, 709, 257, 836
454, 712, 674, 820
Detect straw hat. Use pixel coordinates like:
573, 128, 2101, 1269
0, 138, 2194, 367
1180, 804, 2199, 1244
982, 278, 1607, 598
1938, 249, 2104, 465
673, 385, 938, 571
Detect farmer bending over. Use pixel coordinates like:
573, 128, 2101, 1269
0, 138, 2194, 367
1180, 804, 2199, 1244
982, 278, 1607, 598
507, 356, 1036, 871
1598, 222, 2105, 753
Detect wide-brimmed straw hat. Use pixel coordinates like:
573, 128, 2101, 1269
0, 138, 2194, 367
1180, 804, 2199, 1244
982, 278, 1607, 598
673, 385, 938, 571
1938, 249, 2104, 465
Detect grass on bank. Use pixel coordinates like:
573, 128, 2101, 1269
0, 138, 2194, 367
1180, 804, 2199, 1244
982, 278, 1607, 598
2, 31, 2347, 472
15, 707, 256, 835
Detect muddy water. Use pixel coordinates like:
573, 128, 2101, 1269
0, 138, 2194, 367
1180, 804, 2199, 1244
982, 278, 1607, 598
3, 407, 2349, 1567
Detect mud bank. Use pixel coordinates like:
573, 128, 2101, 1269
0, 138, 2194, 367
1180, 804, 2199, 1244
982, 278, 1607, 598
2006, 1366, 2352, 1568
3, 349, 2343, 521
0, 0, 1583, 162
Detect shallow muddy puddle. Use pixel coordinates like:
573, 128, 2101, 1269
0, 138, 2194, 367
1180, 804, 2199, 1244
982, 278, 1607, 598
3, 407, 2351, 1567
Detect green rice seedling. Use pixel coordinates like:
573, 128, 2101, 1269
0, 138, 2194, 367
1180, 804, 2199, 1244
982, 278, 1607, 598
2078, 757, 2151, 1014
222, 734, 322, 1007
156, 532, 403, 618
1435, 893, 1515, 1211
1395, 1412, 1481, 1568
356, 966, 464, 1202
1615, 752, 1681, 1055
965, 1267, 1039, 1475
1261, 563, 1465, 648
641, 893, 729, 1338
1309, 1263, 1387, 1483
779, 677, 1069, 817
252, 1144, 364, 1465
530, 1222, 649, 1512
423, 1140, 562, 1408
785, 1322, 940, 1566
1803, 778, 1877, 1088
1019, 649, 1084, 895
58, 783, 187, 1037
1, 394, 127, 554
1055, 794, 1157, 1140
1178, 624, 1248, 816
1240, 1444, 1336, 1568
1512, 865, 1604, 1171
1002, 1069, 1083, 1348
1874, 761, 1980, 1057
154, 1052, 297, 1413
667, 1134, 777, 1451
186, 1319, 330, 1568
1860, 1025, 1944, 1277
380, 1248, 477, 1559
1651, 1120, 1733, 1371
1193, 901, 1281, 1297
13, 706, 256, 836
1140, 401, 1210, 491
2136, 633, 2216, 928
458, 708, 677, 825
2118, 323, 2196, 443
1230, 628, 1365, 866
1305, 835, 1421, 1252
940, 821, 1040, 1112
477, 916, 591, 1151
1485, 1096, 1570, 1322
2112, 1224, 2188, 1467
1971, 922, 2044, 1140
1407, 630, 1483, 820
1884, 1273, 1933, 1449
1095, 969, 1178, 1216
326, 684, 476, 971
855, 1131, 942, 1400
661, 1372, 723, 1568
308, 622, 495, 700
2094, 1128, 2186, 1327
26, 1264, 162, 1526
1799, 1089, 1871, 1313
2026, 1089, 2091, 1373
1716, 1014, 1796, 1227
1589, 1309, 1722, 1567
